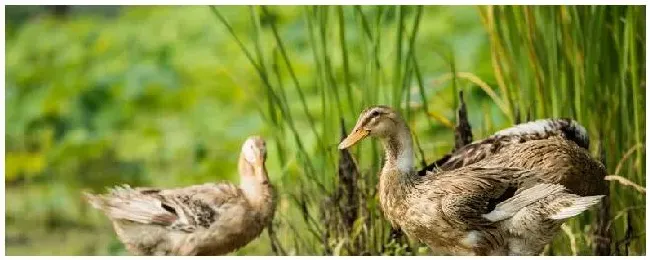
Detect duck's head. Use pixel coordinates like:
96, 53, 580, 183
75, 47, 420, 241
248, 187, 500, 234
242, 136, 267, 168
339, 106, 404, 150
239, 136, 269, 184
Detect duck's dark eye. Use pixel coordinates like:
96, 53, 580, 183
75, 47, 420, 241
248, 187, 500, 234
370, 110, 380, 118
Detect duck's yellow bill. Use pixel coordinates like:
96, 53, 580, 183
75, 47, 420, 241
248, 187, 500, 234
338, 129, 369, 150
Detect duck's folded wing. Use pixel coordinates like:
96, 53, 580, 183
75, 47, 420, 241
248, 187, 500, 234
84, 183, 242, 232
431, 167, 536, 227
481, 183, 566, 222
158, 183, 244, 231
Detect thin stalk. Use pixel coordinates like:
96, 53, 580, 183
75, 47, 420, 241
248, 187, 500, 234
210, 6, 279, 126
411, 54, 435, 132
262, 6, 326, 154
338, 6, 355, 118
626, 7, 642, 180
392, 6, 405, 109
319, 6, 343, 117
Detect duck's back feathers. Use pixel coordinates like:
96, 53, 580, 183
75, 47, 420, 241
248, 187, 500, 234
471, 137, 606, 196
493, 118, 589, 150
84, 183, 244, 233
419, 118, 590, 174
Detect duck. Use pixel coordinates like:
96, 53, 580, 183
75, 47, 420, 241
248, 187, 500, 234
420, 118, 591, 174
84, 136, 276, 255
339, 106, 605, 255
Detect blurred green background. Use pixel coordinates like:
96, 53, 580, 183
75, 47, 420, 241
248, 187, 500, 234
5, 5, 645, 256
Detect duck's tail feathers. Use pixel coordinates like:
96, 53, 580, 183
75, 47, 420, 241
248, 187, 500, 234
549, 195, 604, 220
83, 185, 177, 225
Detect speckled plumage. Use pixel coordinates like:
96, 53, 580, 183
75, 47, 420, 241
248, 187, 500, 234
340, 106, 605, 256
495, 187, 603, 255
470, 136, 606, 196
84, 136, 276, 256
420, 118, 591, 174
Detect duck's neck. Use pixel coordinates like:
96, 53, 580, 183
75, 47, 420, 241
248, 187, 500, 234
381, 123, 415, 176
378, 123, 417, 225
239, 159, 274, 211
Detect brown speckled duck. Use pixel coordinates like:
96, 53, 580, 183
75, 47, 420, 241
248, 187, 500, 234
84, 136, 276, 255
339, 106, 605, 255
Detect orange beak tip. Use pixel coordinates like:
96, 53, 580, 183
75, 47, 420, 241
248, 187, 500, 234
338, 129, 368, 150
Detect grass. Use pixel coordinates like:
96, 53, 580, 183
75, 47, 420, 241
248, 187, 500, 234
213, 5, 645, 256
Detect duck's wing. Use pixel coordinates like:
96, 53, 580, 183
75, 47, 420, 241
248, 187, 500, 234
84, 183, 243, 233
433, 167, 601, 226
427, 167, 539, 227
418, 118, 589, 174
482, 183, 568, 222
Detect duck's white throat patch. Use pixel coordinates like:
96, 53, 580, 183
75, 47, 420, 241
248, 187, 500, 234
243, 139, 257, 164
396, 149, 414, 173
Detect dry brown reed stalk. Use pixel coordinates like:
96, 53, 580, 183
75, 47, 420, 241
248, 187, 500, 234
593, 139, 612, 256
453, 90, 473, 151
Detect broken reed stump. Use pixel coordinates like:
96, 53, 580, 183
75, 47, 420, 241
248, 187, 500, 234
417, 91, 473, 175
337, 119, 360, 232
326, 118, 362, 255
320, 198, 334, 255
454, 90, 473, 151
592, 138, 612, 255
